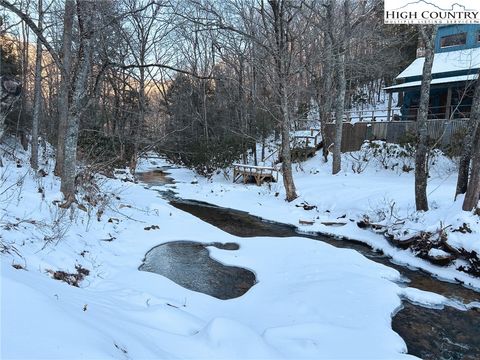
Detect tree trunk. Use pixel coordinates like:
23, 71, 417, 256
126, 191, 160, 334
250, 45, 258, 166
462, 77, 480, 210
331, 0, 349, 175
0, 74, 4, 144
332, 51, 346, 174
131, 65, 146, 171
60, 0, 93, 201
19, 20, 29, 150
30, 0, 43, 170
456, 150, 472, 198
269, 0, 297, 201
54, 0, 74, 176
280, 83, 297, 201
319, 36, 334, 162
463, 123, 480, 211
456, 71, 480, 199
415, 25, 437, 211
311, 0, 336, 163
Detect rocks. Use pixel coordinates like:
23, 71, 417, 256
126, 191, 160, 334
299, 219, 314, 225
144, 225, 160, 230
424, 248, 456, 266
358, 219, 479, 272
295, 202, 317, 211
457, 250, 480, 277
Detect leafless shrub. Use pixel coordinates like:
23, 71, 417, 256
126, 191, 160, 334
0, 239, 22, 257
348, 148, 371, 174
46, 264, 90, 287
40, 206, 71, 248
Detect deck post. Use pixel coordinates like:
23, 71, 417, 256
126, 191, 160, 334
386, 92, 392, 122
445, 87, 452, 120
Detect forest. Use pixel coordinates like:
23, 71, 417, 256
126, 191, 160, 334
0, 0, 421, 197
1, 1, 480, 359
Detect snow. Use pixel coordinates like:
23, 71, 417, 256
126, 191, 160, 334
151, 142, 480, 290
232, 163, 277, 170
384, 73, 479, 91
0, 141, 431, 359
396, 47, 480, 79
398, 287, 449, 309
344, 92, 401, 123
428, 248, 451, 258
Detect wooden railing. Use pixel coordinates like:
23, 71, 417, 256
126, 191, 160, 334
331, 108, 402, 122
329, 105, 471, 123
293, 130, 321, 148
232, 163, 279, 185
323, 118, 472, 152
260, 127, 322, 165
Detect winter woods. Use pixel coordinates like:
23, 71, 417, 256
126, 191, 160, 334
0, 0, 478, 211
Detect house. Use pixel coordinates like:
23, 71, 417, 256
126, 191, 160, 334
384, 24, 480, 121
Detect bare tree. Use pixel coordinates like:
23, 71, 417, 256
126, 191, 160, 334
60, 0, 95, 202
331, 0, 348, 175
54, 0, 74, 176
318, 23, 333, 162
414, 25, 437, 211
265, 0, 298, 201
462, 78, 480, 211
118, 0, 167, 169
30, 0, 43, 170
179, 0, 305, 200
455, 69, 480, 199
327, 0, 378, 174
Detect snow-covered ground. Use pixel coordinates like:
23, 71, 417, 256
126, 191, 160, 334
1, 141, 461, 359
150, 141, 480, 290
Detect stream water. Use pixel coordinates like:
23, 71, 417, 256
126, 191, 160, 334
139, 241, 254, 300
137, 169, 480, 360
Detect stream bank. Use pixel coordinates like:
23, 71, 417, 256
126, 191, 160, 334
137, 169, 480, 360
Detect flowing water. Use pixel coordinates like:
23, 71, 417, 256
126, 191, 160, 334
137, 169, 480, 360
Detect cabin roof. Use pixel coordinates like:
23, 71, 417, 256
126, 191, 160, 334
384, 73, 478, 92
396, 47, 480, 79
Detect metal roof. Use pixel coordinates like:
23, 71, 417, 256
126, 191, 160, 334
396, 48, 480, 79
384, 74, 478, 92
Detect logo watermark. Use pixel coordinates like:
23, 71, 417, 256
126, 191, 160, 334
384, 0, 480, 24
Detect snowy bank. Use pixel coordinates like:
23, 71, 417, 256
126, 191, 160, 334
147, 141, 480, 290
0, 142, 431, 359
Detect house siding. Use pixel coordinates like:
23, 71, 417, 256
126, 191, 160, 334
435, 24, 480, 53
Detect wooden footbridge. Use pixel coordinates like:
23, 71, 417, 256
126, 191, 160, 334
232, 163, 279, 186
232, 123, 324, 186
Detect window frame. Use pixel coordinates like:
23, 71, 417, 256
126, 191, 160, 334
440, 32, 467, 48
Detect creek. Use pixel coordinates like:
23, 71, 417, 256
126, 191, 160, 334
137, 168, 480, 360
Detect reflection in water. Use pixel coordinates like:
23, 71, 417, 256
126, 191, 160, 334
171, 199, 480, 360
138, 170, 480, 360
170, 199, 480, 303
172, 199, 299, 238
136, 169, 175, 187
393, 302, 480, 360
140, 241, 255, 300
